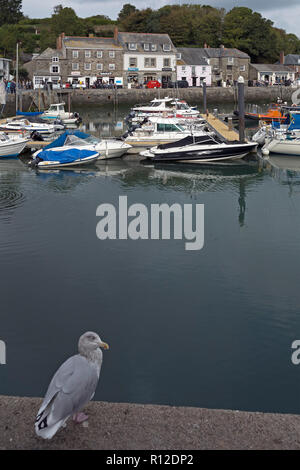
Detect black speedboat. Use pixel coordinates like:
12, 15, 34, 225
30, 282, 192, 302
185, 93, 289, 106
140, 134, 258, 163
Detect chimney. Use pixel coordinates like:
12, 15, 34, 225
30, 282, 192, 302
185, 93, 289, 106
220, 44, 225, 49
114, 26, 118, 43
89, 33, 94, 38
280, 50, 284, 65
204, 43, 207, 49
56, 32, 65, 50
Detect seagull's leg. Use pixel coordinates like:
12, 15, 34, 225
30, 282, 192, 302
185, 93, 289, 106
72, 412, 89, 423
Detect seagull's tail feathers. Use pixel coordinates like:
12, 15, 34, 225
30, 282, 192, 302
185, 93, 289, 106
35, 393, 68, 439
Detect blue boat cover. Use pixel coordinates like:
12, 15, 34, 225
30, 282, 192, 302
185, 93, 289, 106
44, 130, 90, 150
288, 113, 300, 131
38, 148, 96, 163
17, 110, 44, 116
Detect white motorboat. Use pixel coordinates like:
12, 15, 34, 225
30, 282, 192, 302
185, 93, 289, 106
262, 134, 300, 156
0, 132, 28, 158
41, 103, 81, 125
0, 118, 62, 135
32, 131, 131, 161
141, 134, 258, 163
123, 116, 210, 153
253, 112, 300, 146
131, 97, 199, 118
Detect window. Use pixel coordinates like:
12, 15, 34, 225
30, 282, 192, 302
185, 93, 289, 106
151, 44, 157, 51
72, 51, 78, 59
96, 63, 103, 71
129, 43, 137, 50
240, 65, 246, 71
144, 57, 156, 68
202, 67, 206, 72
163, 44, 171, 52
176, 53, 181, 60
181, 77, 186, 81
298, 58, 300, 64
129, 57, 137, 67
85, 50, 91, 58
84, 63, 91, 70
144, 43, 150, 51
109, 63, 115, 70
228, 57, 234, 64
182, 66, 186, 71
191, 66, 196, 76
109, 51, 115, 58
51, 65, 59, 73
97, 51, 103, 58
52, 57, 59, 62
72, 63, 79, 70
163, 58, 170, 67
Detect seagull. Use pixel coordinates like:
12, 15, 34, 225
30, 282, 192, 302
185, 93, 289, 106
35, 331, 109, 439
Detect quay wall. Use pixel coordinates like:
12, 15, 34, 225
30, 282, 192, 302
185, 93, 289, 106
1, 395, 300, 449
3, 86, 298, 114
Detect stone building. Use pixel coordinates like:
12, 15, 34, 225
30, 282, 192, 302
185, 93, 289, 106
25, 31, 124, 88
249, 64, 295, 84
117, 31, 177, 86
176, 48, 212, 86
194, 46, 250, 85
279, 52, 300, 79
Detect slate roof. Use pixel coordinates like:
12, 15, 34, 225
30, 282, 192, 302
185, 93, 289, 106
177, 48, 210, 66
62, 37, 122, 50
250, 63, 293, 72
34, 48, 64, 60
196, 48, 250, 59
284, 54, 300, 65
117, 32, 176, 53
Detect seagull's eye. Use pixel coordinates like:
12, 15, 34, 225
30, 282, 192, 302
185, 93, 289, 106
88, 335, 96, 340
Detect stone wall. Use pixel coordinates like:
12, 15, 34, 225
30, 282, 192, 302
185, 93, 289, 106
3, 86, 298, 114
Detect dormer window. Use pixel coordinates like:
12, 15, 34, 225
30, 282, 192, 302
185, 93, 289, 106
52, 57, 59, 62
129, 43, 137, 50
298, 58, 300, 64
228, 57, 234, 64
151, 44, 157, 52
163, 44, 171, 52
144, 43, 150, 51
176, 53, 181, 60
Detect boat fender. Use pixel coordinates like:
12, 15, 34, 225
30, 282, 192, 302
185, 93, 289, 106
30, 131, 44, 141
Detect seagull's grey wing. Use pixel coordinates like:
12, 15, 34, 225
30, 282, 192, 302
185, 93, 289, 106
35, 354, 99, 436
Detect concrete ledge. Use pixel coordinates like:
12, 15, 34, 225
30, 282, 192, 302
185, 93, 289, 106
1, 395, 300, 450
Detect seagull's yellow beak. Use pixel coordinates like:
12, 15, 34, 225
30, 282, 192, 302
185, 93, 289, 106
99, 341, 109, 350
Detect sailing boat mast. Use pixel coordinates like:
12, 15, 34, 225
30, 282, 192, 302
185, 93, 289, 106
16, 42, 19, 114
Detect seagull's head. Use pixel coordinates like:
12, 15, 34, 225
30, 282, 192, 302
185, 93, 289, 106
78, 331, 109, 355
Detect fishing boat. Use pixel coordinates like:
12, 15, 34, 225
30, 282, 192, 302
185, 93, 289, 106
33, 130, 131, 160
29, 148, 99, 169
41, 103, 81, 125
140, 134, 258, 163
123, 116, 210, 153
0, 132, 28, 158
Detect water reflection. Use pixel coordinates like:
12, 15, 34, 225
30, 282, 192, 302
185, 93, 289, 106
261, 154, 300, 196
0, 159, 25, 221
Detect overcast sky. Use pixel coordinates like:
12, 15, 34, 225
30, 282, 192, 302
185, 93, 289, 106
22, 0, 300, 37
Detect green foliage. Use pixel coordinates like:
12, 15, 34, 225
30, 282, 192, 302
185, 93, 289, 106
0, 0, 23, 27
0, 3, 299, 66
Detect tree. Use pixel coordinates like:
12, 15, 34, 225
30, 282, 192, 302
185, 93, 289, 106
0, 0, 23, 27
222, 7, 275, 62
51, 7, 84, 37
117, 4, 137, 23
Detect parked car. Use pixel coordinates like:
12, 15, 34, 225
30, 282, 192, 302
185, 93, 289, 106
163, 80, 189, 89
146, 80, 161, 89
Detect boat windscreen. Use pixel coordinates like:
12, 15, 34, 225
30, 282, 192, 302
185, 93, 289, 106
157, 134, 223, 150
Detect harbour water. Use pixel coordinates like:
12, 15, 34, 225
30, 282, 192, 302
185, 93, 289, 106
1, 105, 300, 414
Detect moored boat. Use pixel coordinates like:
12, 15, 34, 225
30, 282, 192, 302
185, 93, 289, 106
29, 148, 99, 169
141, 134, 258, 163
0, 132, 28, 158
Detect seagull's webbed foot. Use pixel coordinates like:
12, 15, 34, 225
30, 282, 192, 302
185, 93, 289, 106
72, 412, 89, 423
